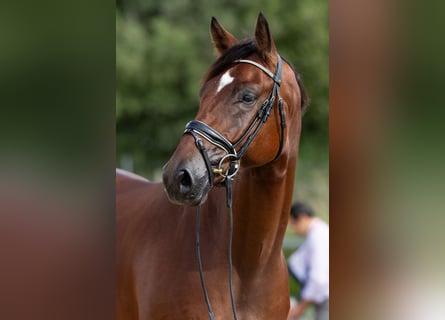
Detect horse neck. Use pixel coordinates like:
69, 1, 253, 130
231, 154, 297, 270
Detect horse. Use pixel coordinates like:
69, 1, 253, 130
117, 13, 308, 320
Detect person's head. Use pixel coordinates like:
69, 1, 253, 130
289, 202, 314, 236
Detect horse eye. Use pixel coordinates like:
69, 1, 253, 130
241, 93, 256, 105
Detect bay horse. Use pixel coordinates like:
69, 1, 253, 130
117, 13, 308, 319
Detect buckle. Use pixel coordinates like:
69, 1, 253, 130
212, 154, 240, 180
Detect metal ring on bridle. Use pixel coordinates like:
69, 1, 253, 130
213, 154, 240, 180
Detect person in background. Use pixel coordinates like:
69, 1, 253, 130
287, 202, 329, 320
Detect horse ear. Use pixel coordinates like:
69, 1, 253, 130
254, 12, 277, 61
210, 17, 238, 56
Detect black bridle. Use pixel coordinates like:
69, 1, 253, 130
184, 54, 285, 185
184, 55, 286, 320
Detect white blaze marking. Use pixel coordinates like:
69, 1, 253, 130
216, 71, 234, 93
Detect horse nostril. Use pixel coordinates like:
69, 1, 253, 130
176, 169, 193, 193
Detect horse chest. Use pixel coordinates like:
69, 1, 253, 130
139, 269, 288, 320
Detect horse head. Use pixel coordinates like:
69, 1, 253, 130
163, 13, 306, 206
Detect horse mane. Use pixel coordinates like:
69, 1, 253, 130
282, 56, 310, 113
201, 38, 309, 112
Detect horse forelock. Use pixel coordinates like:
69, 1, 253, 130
200, 38, 308, 112
203, 39, 257, 84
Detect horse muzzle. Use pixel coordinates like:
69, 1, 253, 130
162, 143, 211, 207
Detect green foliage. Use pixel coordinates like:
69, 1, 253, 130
116, 0, 328, 178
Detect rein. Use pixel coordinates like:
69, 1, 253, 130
185, 55, 285, 320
